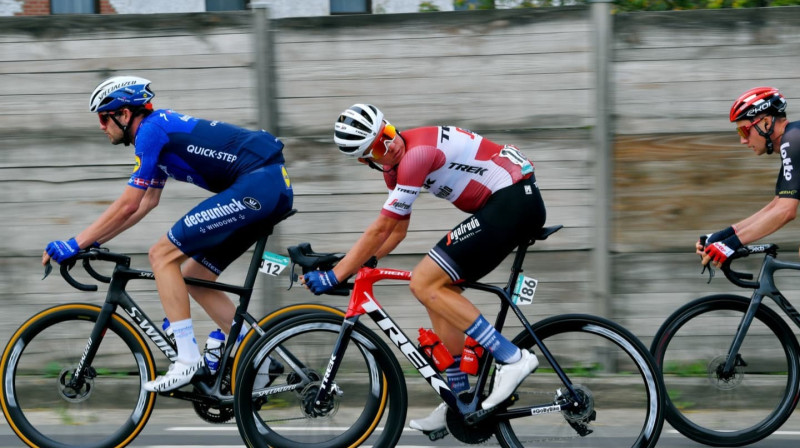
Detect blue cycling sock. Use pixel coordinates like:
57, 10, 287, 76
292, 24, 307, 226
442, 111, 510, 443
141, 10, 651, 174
465, 315, 521, 364
445, 356, 469, 394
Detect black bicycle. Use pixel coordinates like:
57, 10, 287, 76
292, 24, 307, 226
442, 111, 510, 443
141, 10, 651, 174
234, 225, 666, 448
0, 209, 345, 448
651, 242, 800, 446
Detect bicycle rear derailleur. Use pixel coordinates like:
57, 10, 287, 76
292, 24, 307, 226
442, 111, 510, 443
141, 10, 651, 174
556, 385, 595, 437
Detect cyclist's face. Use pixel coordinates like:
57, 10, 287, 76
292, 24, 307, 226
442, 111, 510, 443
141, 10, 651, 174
372, 132, 405, 166
98, 109, 128, 145
735, 116, 769, 155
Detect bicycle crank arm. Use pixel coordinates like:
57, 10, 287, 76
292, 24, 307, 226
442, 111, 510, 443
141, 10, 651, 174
425, 427, 449, 441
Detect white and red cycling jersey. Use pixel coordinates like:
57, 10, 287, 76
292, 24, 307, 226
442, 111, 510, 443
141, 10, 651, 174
380, 126, 534, 220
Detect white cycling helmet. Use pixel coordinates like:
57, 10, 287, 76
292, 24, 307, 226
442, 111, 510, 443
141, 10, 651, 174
89, 75, 154, 113
334, 104, 385, 158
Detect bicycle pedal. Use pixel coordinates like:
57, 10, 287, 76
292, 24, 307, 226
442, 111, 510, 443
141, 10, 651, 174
426, 427, 449, 441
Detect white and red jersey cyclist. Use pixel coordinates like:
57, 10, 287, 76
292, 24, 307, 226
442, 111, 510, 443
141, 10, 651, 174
380, 125, 534, 220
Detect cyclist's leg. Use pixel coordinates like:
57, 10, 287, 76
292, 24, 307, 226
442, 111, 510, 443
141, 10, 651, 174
183, 259, 235, 333
146, 237, 204, 392
153, 165, 293, 357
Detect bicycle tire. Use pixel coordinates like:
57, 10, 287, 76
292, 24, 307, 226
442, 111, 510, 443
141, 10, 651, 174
650, 294, 800, 446
494, 314, 665, 448
0, 303, 157, 448
234, 312, 407, 448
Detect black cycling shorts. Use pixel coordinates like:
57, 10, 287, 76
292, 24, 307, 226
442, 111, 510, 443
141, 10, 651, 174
428, 176, 546, 282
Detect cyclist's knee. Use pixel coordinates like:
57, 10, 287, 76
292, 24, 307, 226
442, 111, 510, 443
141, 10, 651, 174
149, 237, 184, 271
409, 265, 451, 306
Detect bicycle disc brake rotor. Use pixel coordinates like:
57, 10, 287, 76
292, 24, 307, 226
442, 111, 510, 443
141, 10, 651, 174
57, 366, 95, 403
300, 382, 340, 418
708, 355, 744, 390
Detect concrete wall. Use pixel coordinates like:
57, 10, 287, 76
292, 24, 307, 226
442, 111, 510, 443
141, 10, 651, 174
2, 6, 800, 365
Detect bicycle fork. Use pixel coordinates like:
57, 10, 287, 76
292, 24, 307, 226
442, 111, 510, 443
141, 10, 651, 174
64, 302, 118, 393
721, 293, 764, 376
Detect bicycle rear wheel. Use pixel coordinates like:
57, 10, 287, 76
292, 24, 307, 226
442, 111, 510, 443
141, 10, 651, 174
494, 314, 664, 448
234, 313, 407, 448
650, 294, 800, 446
0, 304, 156, 448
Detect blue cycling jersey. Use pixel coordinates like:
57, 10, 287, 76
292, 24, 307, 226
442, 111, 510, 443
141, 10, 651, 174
130, 109, 285, 192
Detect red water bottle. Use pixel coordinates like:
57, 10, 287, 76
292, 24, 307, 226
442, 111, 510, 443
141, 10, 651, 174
418, 328, 455, 372
460, 336, 485, 375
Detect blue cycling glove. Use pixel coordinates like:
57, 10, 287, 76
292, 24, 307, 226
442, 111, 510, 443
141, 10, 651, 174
304, 270, 339, 295
45, 238, 80, 264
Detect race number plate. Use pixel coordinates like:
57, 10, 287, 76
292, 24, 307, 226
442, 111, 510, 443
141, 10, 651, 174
260, 251, 289, 276
512, 275, 538, 305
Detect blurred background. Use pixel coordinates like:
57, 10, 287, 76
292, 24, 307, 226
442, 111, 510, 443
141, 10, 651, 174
3, 0, 800, 413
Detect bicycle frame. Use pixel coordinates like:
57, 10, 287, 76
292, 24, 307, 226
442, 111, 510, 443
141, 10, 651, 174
721, 253, 800, 374
65, 234, 273, 404
311, 242, 586, 423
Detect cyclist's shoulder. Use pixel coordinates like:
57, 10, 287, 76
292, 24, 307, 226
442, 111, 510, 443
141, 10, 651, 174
782, 120, 800, 144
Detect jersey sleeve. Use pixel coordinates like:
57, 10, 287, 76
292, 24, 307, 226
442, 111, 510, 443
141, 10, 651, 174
129, 120, 169, 190
775, 126, 800, 199
379, 144, 440, 219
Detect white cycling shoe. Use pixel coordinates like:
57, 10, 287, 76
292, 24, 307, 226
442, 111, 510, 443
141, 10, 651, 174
481, 350, 538, 409
409, 402, 448, 432
144, 358, 204, 392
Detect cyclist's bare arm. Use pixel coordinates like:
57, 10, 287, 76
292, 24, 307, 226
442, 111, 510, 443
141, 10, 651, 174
331, 213, 402, 280
42, 185, 148, 265
97, 187, 163, 243
374, 218, 409, 259
734, 196, 798, 244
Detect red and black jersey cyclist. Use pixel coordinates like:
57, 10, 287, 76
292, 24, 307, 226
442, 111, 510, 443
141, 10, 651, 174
301, 104, 547, 434
42, 76, 293, 392
700, 87, 800, 266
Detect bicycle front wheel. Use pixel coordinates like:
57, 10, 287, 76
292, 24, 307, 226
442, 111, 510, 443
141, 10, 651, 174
0, 303, 157, 448
495, 314, 665, 448
234, 313, 407, 448
650, 294, 800, 446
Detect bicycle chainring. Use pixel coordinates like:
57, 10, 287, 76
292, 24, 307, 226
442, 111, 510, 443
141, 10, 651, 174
445, 393, 494, 444
193, 401, 235, 424
193, 364, 235, 424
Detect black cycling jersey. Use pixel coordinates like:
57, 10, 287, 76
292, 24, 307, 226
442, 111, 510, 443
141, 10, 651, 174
776, 121, 800, 199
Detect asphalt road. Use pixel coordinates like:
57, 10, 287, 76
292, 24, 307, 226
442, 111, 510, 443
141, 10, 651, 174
2, 407, 800, 448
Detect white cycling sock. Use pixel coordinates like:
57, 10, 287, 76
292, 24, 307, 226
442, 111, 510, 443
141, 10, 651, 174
171, 318, 201, 363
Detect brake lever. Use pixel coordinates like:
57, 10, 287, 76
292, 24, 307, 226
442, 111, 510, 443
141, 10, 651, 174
701, 263, 715, 284
42, 261, 53, 280
287, 263, 299, 290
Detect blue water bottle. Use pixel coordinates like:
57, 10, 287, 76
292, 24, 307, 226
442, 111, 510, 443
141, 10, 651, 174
204, 329, 225, 375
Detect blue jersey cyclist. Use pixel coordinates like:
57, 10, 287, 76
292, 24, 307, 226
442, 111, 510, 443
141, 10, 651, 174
700, 87, 800, 266
42, 76, 293, 392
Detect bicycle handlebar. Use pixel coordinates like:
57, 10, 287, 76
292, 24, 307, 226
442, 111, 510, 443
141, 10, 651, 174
287, 242, 377, 296
43, 248, 131, 292
702, 236, 779, 289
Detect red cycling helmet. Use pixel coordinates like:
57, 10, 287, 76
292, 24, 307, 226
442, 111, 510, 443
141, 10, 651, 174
729, 87, 787, 122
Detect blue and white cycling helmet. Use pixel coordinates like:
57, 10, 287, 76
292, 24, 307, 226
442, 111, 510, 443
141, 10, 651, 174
89, 75, 154, 113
